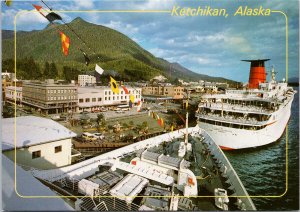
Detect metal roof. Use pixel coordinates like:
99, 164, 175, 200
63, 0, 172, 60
2, 116, 77, 151
2, 155, 74, 211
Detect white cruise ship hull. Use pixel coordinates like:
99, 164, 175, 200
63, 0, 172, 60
198, 97, 293, 150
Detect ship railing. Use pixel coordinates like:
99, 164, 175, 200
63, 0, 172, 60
198, 114, 267, 126
32, 128, 194, 182
201, 131, 256, 210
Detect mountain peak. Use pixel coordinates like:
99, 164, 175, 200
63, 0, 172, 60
71, 17, 86, 23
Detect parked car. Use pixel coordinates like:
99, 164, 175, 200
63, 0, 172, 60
93, 133, 105, 140
82, 132, 97, 141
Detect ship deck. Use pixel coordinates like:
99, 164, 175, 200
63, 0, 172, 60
32, 127, 256, 211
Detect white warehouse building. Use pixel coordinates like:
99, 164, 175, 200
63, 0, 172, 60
78, 75, 96, 87
78, 86, 142, 112
2, 116, 77, 170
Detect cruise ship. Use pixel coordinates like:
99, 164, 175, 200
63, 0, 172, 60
32, 125, 256, 211
196, 59, 296, 150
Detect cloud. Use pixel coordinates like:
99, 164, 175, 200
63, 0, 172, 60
103, 20, 139, 35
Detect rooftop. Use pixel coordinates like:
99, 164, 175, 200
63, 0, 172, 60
2, 116, 77, 151
78, 86, 141, 94
2, 155, 74, 211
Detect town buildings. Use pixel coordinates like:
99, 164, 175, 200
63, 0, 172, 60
78, 86, 142, 112
2, 116, 77, 169
22, 79, 78, 114
142, 85, 185, 99
78, 75, 96, 87
5, 86, 22, 105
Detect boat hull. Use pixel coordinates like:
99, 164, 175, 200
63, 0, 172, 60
198, 96, 294, 150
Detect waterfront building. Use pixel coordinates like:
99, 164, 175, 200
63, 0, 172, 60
2, 116, 77, 170
78, 75, 96, 87
5, 86, 22, 105
77, 86, 142, 112
142, 85, 184, 99
22, 79, 78, 114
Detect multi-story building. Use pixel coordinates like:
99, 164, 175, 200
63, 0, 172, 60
78, 86, 142, 112
78, 75, 96, 87
5, 86, 22, 104
22, 79, 78, 114
142, 85, 184, 99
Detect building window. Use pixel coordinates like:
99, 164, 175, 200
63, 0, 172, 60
85, 98, 90, 102
92, 98, 96, 102
98, 98, 102, 101
105, 97, 107, 100
105, 91, 107, 95
32, 150, 41, 159
79, 98, 83, 103
55, 146, 62, 153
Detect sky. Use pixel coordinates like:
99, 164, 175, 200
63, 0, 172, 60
1, 0, 299, 82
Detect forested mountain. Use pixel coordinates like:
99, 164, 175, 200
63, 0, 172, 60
2, 17, 237, 84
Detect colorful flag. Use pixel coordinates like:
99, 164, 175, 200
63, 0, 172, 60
80, 49, 90, 66
5, 0, 12, 6
32, 4, 62, 22
110, 76, 120, 94
59, 31, 70, 56
121, 85, 129, 94
129, 94, 135, 103
170, 125, 174, 132
45, 12, 62, 22
95, 64, 104, 75
137, 101, 142, 112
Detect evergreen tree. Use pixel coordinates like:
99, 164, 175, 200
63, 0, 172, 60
44, 62, 50, 79
49, 62, 58, 79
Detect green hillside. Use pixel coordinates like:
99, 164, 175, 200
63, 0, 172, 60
2, 17, 237, 84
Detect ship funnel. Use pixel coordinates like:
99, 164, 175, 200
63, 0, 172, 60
242, 59, 270, 89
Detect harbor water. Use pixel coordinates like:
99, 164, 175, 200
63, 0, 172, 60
225, 87, 299, 210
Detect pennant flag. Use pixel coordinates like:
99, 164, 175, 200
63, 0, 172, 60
45, 12, 62, 22
121, 85, 129, 94
33, 4, 62, 22
171, 125, 174, 132
95, 64, 104, 75
5, 0, 12, 6
129, 100, 133, 108
151, 112, 155, 119
80, 49, 90, 66
137, 101, 142, 112
110, 76, 120, 94
158, 119, 162, 126
129, 94, 135, 103
157, 118, 164, 127
59, 31, 70, 56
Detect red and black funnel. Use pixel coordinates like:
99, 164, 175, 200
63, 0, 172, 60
242, 59, 270, 89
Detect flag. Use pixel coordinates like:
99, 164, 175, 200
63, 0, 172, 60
95, 64, 104, 75
32, 4, 62, 22
5, 0, 12, 6
80, 49, 90, 66
59, 31, 70, 56
110, 76, 120, 94
137, 101, 142, 112
121, 85, 129, 94
170, 125, 174, 132
157, 118, 164, 127
129, 94, 135, 103
45, 12, 62, 22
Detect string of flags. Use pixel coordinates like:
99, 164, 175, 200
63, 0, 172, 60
32, 1, 106, 76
